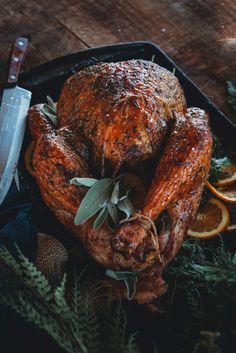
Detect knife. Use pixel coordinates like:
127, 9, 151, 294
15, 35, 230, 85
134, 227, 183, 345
0, 36, 31, 205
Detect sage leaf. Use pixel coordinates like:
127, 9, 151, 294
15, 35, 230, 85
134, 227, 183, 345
107, 201, 119, 227
106, 269, 136, 280
93, 206, 108, 230
124, 276, 137, 301
111, 181, 120, 204
117, 197, 134, 220
70, 177, 98, 187
74, 178, 113, 225
43, 104, 55, 115
118, 191, 130, 201
42, 105, 57, 126
107, 214, 116, 231
106, 269, 138, 300
46, 95, 57, 111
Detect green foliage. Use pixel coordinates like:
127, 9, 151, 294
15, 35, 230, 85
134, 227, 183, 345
70, 178, 98, 187
101, 300, 139, 353
0, 239, 235, 353
42, 95, 57, 126
0, 245, 141, 353
226, 80, 236, 111
165, 239, 236, 291
207, 133, 231, 183
72, 178, 114, 226
163, 239, 236, 353
106, 270, 139, 300
70, 175, 134, 230
208, 157, 231, 183
151, 55, 155, 63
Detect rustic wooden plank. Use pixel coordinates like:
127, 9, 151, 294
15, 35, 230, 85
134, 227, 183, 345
0, 0, 87, 82
0, 0, 235, 123
40, 0, 236, 122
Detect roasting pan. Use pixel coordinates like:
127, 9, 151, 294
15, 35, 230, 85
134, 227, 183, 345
17, 40, 236, 237
6, 41, 236, 353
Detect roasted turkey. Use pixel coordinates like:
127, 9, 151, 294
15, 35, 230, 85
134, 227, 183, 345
29, 60, 213, 303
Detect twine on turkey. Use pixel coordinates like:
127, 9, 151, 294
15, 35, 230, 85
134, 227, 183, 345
120, 212, 163, 264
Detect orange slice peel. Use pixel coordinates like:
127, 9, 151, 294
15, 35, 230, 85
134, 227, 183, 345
187, 198, 230, 239
206, 180, 236, 204
215, 159, 236, 187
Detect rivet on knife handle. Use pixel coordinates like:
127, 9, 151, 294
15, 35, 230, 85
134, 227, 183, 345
7, 37, 29, 84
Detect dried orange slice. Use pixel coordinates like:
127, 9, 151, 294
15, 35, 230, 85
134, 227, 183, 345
187, 198, 230, 239
216, 159, 236, 186
24, 141, 36, 177
206, 181, 236, 204
227, 204, 236, 232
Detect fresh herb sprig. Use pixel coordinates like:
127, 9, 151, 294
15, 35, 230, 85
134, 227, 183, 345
165, 239, 236, 292
42, 95, 58, 126
70, 176, 134, 230
0, 245, 141, 353
0, 239, 235, 353
226, 80, 236, 111
163, 239, 236, 353
106, 269, 139, 301
208, 156, 231, 183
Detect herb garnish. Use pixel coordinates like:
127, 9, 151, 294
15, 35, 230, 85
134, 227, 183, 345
42, 95, 58, 126
208, 156, 231, 183
151, 54, 155, 63
70, 176, 134, 230
106, 269, 139, 301
226, 80, 236, 111
0, 245, 141, 353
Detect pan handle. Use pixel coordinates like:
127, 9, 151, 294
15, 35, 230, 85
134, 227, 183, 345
7, 36, 29, 84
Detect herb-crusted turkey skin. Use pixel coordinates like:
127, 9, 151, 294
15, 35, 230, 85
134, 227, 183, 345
29, 60, 213, 303
57, 60, 186, 175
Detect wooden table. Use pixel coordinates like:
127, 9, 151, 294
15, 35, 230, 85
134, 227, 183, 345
0, 0, 235, 123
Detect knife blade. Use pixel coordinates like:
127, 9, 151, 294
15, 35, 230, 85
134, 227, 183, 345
0, 37, 31, 205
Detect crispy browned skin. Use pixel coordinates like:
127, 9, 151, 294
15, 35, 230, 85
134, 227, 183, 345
29, 60, 213, 303
57, 60, 186, 175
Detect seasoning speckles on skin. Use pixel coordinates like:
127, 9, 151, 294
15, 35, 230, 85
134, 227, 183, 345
57, 59, 187, 175
28, 60, 213, 302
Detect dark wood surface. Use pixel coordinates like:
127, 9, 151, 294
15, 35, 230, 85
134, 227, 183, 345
0, 0, 236, 123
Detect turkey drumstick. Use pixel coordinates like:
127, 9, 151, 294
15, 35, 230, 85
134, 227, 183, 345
112, 107, 213, 268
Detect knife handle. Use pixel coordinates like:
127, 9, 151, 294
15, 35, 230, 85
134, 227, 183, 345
7, 37, 29, 84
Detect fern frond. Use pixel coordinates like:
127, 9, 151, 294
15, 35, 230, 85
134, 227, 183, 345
0, 245, 142, 353
0, 287, 76, 353
126, 333, 140, 353
16, 245, 53, 300
186, 288, 203, 320
0, 246, 21, 274
52, 274, 73, 319
76, 281, 103, 353
165, 239, 236, 291
192, 263, 236, 284
103, 301, 133, 353
112, 301, 127, 346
